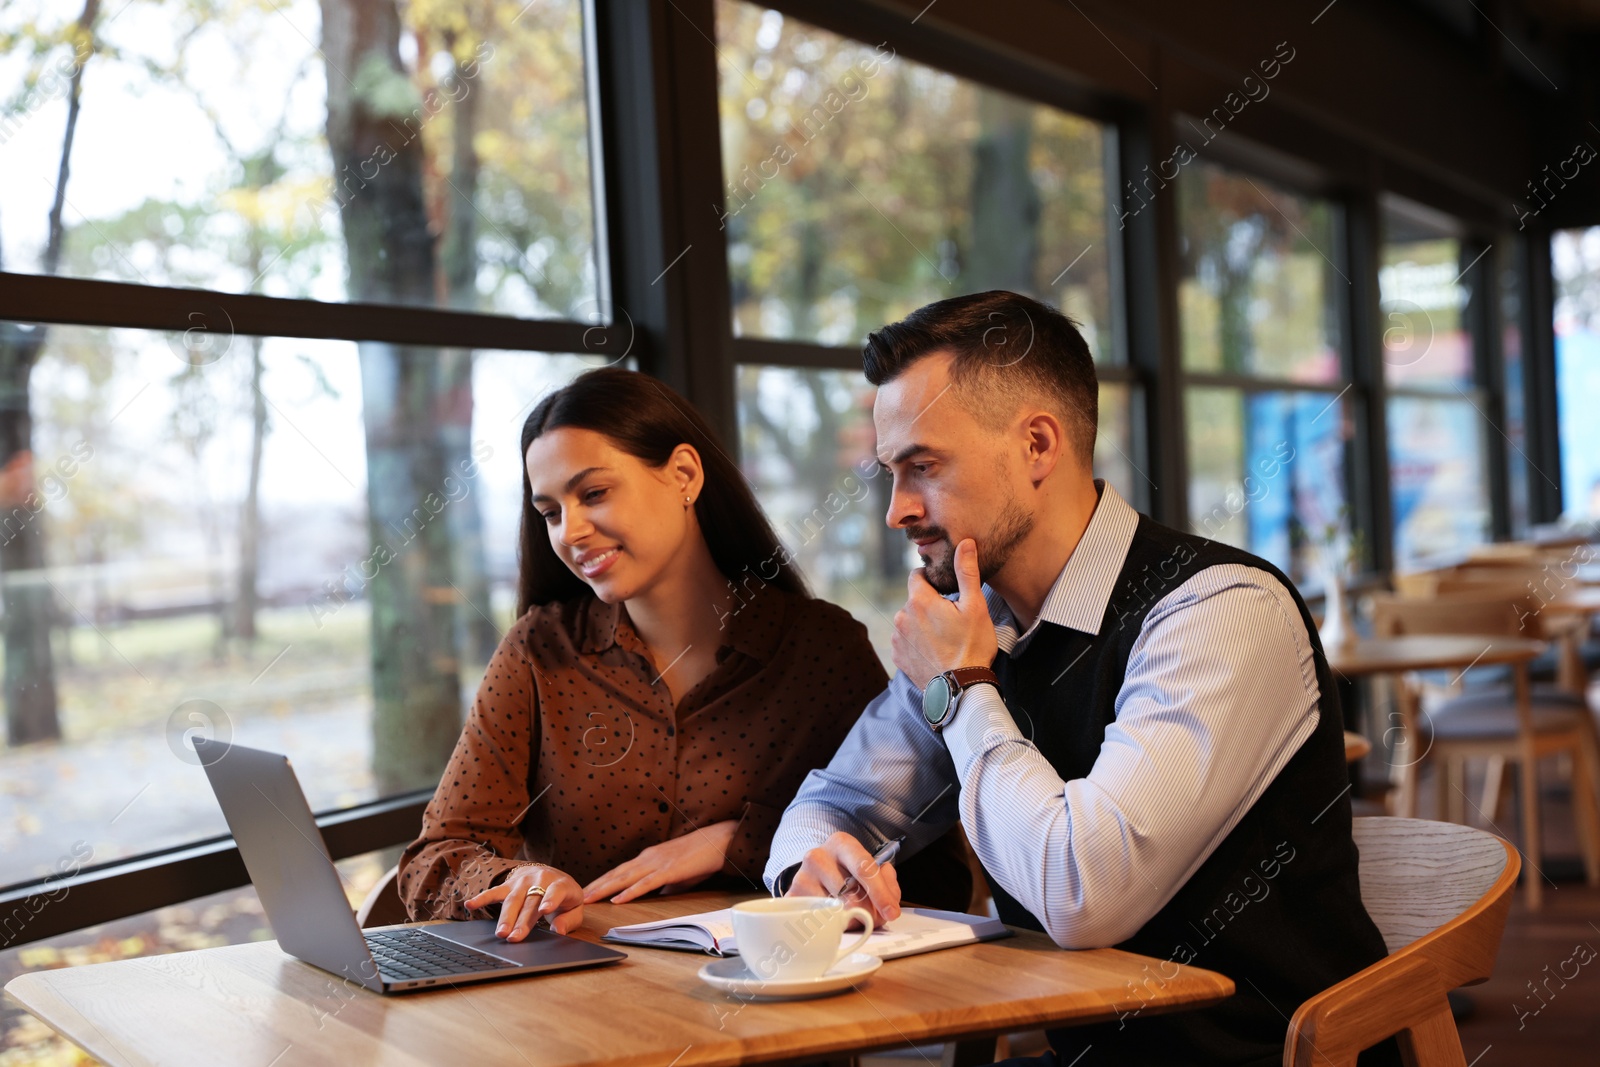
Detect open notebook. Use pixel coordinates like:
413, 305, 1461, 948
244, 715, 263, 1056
602, 906, 1010, 959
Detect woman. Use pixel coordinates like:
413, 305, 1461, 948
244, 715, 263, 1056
397, 367, 888, 941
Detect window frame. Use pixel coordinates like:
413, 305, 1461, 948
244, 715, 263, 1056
0, 0, 1565, 948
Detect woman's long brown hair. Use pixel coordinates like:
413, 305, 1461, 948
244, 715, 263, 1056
517, 367, 809, 615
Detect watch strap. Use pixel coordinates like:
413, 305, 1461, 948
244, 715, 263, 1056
945, 665, 999, 693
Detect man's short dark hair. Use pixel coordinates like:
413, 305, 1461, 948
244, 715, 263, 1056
862, 290, 1098, 464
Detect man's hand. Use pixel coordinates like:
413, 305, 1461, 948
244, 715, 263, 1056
892, 538, 998, 690
786, 831, 901, 927
465, 864, 584, 939
582, 819, 738, 904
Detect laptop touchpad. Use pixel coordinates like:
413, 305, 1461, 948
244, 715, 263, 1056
425, 920, 622, 967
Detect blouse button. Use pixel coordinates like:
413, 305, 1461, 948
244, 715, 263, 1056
657, 801, 670, 814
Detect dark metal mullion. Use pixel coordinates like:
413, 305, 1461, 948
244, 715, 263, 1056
1122, 79, 1184, 528
592, 0, 676, 394
0, 272, 616, 356
1180, 373, 1350, 395
0, 793, 430, 951
1472, 235, 1512, 541
730, 337, 861, 371
1348, 182, 1393, 579
1524, 227, 1565, 522
648, 0, 739, 444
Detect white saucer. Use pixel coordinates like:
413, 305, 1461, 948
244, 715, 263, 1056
697, 952, 882, 1000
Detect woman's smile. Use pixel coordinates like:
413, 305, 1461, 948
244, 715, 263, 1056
575, 545, 622, 579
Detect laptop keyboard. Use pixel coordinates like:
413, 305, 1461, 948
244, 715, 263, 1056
365, 928, 513, 982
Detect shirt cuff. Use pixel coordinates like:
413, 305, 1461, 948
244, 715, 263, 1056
771, 863, 801, 897
940, 682, 1022, 777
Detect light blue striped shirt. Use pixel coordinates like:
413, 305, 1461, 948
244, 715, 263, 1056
765, 482, 1322, 949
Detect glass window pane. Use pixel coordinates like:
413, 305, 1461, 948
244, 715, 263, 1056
1379, 209, 1473, 388
0, 318, 611, 888
714, 3, 1119, 361
736, 366, 901, 654
1095, 380, 1142, 509
1177, 161, 1343, 383
0, 0, 600, 320
1185, 386, 1349, 586
1387, 394, 1492, 567
736, 365, 1141, 659
1553, 226, 1600, 519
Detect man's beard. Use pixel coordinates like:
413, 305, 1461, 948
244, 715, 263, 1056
911, 496, 1034, 595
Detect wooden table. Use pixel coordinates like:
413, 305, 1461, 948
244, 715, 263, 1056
1325, 634, 1564, 906
1324, 636, 1546, 820
1324, 634, 1546, 680
4, 892, 1234, 1067
1540, 588, 1600, 617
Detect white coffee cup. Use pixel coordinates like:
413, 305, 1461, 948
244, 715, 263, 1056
732, 897, 875, 981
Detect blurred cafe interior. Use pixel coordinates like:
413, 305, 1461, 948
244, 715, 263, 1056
3, 0, 1600, 1063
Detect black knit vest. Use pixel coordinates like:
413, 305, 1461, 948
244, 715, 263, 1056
985, 516, 1397, 1067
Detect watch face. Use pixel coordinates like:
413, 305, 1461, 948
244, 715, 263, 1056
922, 674, 952, 726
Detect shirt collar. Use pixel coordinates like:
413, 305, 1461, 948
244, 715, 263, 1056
986, 479, 1140, 653
576, 581, 789, 664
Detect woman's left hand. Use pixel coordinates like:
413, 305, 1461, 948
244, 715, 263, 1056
582, 819, 739, 903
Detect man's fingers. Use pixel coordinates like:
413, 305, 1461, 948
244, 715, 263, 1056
790, 847, 849, 897
787, 864, 831, 898
954, 538, 982, 604
849, 856, 901, 922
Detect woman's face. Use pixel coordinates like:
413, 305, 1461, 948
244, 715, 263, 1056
526, 427, 703, 603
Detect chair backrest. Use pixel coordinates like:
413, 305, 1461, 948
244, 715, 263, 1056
1370, 589, 1540, 641
1352, 817, 1514, 984
1284, 818, 1519, 1066
356, 864, 409, 928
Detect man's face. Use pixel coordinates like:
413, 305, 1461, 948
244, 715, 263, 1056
872, 352, 1034, 594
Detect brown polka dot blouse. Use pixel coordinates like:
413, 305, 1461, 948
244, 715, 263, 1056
396, 584, 887, 920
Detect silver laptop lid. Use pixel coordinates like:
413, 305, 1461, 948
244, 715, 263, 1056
194, 739, 384, 992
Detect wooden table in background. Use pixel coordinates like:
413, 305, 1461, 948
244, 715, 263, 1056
1324, 635, 1546, 681
4, 891, 1234, 1067
1324, 635, 1548, 820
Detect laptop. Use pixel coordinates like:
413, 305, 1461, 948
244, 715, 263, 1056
194, 738, 626, 993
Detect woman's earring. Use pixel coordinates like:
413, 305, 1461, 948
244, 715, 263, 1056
684, 495, 693, 507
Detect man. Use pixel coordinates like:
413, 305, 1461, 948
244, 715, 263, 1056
765, 291, 1396, 1066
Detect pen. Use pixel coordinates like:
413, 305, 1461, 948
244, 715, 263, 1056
835, 835, 904, 906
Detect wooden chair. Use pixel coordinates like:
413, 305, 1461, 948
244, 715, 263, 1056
1433, 570, 1595, 694
1372, 591, 1600, 908
357, 864, 408, 927
1284, 817, 1519, 1067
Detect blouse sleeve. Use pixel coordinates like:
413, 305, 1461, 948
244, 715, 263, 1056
396, 621, 542, 920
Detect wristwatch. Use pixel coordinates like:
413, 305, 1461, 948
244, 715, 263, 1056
921, 666, 1000, 732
